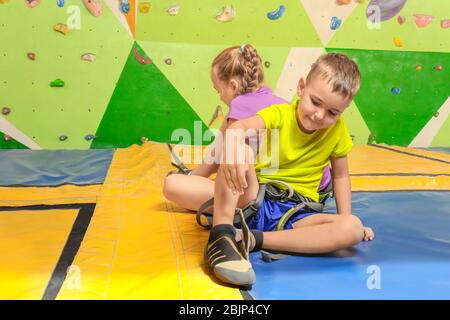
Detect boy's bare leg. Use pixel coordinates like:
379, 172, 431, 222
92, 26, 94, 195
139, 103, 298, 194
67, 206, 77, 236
262, 214, 364, 254
212, 161, 259, 226
205, 145, 259, 287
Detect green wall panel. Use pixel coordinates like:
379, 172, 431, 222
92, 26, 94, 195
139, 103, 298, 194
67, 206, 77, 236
328, 48, 450, 146
328, 0, 450, 53
431, 115, 450, 147
0, 134, 28, 149
138, 41, 290, 125
92, 43, 211, 148
136, 0, 322, 47
0, 0, 133, 149
344, 101, 372, 145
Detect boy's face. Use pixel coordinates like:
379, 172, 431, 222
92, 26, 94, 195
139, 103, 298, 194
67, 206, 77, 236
296, 75, 352, 133
211, 67, 238, 106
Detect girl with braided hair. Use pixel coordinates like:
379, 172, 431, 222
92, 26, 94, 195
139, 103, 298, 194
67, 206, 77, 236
164, 44, 286, 210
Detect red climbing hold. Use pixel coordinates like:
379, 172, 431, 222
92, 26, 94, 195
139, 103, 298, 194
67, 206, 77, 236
133, 48, 152, 65
24, 0, 40, 8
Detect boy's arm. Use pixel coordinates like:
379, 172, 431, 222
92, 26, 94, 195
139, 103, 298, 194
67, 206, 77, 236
331, 155, 375, 240
222, 115, 266, 194
190, 119, 237, 177
330, 155, 352, 215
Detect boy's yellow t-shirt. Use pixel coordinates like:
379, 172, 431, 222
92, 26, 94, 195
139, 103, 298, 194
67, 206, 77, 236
255, 99, 353, 202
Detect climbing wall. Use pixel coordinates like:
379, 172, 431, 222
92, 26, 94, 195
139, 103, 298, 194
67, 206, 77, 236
0, 0, 449, 149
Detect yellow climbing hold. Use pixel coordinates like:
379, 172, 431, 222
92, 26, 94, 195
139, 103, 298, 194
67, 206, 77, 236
139, 2, 151, 13
216, 5, 235, 22
393, 36, 404, 47
54, 23, 69, 35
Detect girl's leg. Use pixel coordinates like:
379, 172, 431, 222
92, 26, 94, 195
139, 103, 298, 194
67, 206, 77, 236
163, 167, 258, 214
262, 214, 364, 254
163, 174, 215, 212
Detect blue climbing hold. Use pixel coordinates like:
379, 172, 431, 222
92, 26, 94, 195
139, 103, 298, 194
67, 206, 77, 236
56, 0, 64, 7
391, 87, 401, 95
267, 5, 286, 20
120, 0, 130, 14
85, 134, 96, 141
330, 16, 342, 30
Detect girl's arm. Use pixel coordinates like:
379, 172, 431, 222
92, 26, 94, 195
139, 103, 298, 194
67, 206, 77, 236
330, 155, 352, 215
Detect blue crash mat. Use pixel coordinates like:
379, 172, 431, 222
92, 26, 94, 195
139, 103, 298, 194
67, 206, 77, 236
0, 149, 114, 186
249, 191, 450, 300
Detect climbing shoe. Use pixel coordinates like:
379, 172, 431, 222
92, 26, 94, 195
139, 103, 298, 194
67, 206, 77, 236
204, 224, 255, 287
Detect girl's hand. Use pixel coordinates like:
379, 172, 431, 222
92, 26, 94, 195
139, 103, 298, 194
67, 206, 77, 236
363, 226, 375, 241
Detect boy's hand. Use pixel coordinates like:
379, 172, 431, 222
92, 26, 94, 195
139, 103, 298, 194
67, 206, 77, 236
221, 162, 247, 195
363, 226, 374, 241
221, 126, 250, 195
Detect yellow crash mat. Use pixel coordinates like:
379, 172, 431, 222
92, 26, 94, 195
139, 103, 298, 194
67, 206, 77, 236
1, 142, 448, 299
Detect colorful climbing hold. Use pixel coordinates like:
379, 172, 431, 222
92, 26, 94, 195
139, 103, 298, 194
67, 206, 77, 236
264, 61, 271, 68
59, 135, 68, 141
133, 48, 152, 65
413, 14, 434, 28
83, 0, 102, 17
81, 53, 96, 62
24, 0, 40, 8
393, 36, 404, 47
164, 58, 172, 65
391, 87, 401, 95
216, 5, 235, 22
441, 20, 450, 29
397, 15, 406, 24
3, 134, 11, 141
119, 0, 130, 14
50, 79, 65, 87
167, 4, 180, 16
434, 65, 443, 71
434, 111, 440, 118
27, 52, 36, 61
415, 65, 423, 71
56, 0, 64, 8
336, 0, 351, 5
267, 5, 286, 21
53, 23, 69, 35
84, 134, 96, 141
366, 0, 407, 22
139, 2, 151, 13
367, 133, 376, 145
330, 16, 342, 30
140, 137, 149, 144
2, 107, 11, 115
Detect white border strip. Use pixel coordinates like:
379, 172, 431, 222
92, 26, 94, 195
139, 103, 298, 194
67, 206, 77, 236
409, 96, 450, 147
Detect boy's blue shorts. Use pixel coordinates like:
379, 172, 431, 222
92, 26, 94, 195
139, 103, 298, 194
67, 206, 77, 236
246, 197, 320, 232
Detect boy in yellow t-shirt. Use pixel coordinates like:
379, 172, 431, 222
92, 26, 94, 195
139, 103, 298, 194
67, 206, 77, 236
204, 53, 375, 287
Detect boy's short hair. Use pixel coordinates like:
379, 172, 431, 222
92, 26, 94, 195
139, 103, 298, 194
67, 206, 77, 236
306, 53, 361, 100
